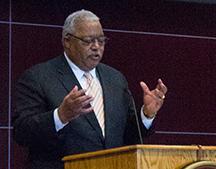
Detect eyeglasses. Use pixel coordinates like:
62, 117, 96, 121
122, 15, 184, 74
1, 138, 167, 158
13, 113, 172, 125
67, 33, 108, 46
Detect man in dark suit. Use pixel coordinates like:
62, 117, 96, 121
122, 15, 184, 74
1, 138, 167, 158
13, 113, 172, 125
13, 10, 167, 169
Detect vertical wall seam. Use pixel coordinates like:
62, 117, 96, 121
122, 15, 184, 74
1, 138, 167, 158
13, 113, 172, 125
8, 0, 12, 168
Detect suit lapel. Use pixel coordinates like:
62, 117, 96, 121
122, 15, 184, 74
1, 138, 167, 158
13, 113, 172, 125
56, 55, 81, 92
96, 65, 116, 140
56, 55, 104, 140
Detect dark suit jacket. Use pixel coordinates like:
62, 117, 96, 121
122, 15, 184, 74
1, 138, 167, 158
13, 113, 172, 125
13, 55, 154, 169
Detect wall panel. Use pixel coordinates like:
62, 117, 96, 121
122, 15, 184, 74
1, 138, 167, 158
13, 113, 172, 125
11, 25, 62, 82
0, 0, 9, 21
0, 25, 9, 125
0, 131, 8, 169
104, 33, 216, 135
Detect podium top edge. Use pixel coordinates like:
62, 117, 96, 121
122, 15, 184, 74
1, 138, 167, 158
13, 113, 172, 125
62, 144, 209, 162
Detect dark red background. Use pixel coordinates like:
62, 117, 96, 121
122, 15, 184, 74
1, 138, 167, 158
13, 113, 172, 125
1, 1, 216, 169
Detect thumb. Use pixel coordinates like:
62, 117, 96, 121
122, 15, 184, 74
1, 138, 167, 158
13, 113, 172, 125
70, 85, 78, 94
140, 81, 150, 96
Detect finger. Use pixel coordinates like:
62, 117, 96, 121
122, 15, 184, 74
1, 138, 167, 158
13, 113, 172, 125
140, 81, 150, 95
64, 86, 78, 101
72, 85, 78, 93
140, 81, 157, 99
70, 105, 94, 119
67, 95, 93, 117
74, 89, 87, 97
74, 95, 94, 107
80, 107, 94, 115
155, 88, 165, 100
66, 85, 79, 98
68, 87, 86, 99
157, 78, 168, 94
76, 97, 94, 115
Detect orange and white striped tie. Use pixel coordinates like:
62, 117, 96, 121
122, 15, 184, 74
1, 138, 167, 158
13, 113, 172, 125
84, 72, 105, 136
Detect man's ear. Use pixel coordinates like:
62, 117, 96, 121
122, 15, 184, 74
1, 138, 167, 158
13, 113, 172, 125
63, 38, 71, 49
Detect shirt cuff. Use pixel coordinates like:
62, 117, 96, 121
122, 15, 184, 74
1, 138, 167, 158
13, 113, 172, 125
53, 108, 68, 132
140, 106, 155, 129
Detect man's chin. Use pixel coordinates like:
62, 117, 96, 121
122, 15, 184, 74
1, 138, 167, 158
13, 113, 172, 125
88, 62, 99, 70
81, 62, 99, 71
89, 58, 101, 67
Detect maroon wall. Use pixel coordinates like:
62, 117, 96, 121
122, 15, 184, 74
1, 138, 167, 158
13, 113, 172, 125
1, 1, 216, 169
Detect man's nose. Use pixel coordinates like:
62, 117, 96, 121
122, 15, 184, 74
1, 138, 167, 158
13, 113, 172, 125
91, 39, 101, 49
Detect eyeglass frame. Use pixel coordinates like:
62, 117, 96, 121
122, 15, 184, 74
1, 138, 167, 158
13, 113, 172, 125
66, 33, 109, 46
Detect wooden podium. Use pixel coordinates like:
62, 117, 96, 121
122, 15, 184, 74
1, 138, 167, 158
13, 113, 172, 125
63, 145, 216, 169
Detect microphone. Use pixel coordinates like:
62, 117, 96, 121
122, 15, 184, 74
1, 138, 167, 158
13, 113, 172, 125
124, 88, 144, 144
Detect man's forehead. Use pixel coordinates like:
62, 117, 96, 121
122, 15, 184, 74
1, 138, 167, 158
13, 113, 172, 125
74, 20, 103, 36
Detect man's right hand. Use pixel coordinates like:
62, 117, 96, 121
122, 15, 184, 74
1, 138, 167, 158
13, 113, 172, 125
58, 85, 94, 123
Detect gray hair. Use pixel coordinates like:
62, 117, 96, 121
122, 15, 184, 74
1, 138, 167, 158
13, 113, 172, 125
62, 9, 100, 41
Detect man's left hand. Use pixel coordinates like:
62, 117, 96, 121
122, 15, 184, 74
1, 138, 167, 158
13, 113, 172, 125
140, 78, 168, 118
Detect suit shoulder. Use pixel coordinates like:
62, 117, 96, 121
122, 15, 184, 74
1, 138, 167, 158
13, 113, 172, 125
97, 63, 128, 86
22, 56, 62, 75
98, 63, 125, 77
17, 56, 63, 85
28, 56, 61, 72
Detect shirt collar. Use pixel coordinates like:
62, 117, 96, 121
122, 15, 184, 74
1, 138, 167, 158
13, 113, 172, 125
64, 52, 97, 81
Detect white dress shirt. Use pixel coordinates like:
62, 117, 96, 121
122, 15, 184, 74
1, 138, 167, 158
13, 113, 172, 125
53, 53, 154, 132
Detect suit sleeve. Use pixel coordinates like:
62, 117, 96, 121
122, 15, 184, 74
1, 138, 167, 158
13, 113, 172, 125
13, 69, 62, 151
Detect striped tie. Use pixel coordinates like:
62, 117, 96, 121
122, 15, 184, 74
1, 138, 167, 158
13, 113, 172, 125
84, 72, 105, 136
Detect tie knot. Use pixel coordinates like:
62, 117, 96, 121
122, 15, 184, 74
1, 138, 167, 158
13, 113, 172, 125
84, 72, 93, 86
84, 72, 92, 80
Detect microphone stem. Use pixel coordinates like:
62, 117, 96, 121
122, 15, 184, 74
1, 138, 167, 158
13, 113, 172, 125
131, 95, 144, 144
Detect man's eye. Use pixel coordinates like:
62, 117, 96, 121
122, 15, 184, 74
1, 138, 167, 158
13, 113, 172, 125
98, 38, 105, 43
83, 39, 92, 43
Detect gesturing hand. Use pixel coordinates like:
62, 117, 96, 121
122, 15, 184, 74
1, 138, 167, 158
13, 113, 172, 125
58, 85, 94, 123
140, 79, 168, 118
